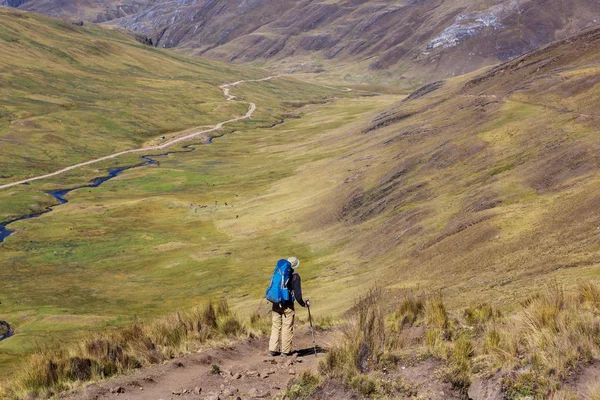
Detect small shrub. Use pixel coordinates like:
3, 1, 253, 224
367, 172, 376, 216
348, 374, 377, 396
285, 371, 322, 399
502, 371, 541, 398
211, 364, 221, 375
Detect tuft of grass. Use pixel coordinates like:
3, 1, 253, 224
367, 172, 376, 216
394, 292, 424, 328
318, 288, 385, 383
481, 282, 600, 397
548, 389, 578, 400
248, 311, 271, 337
219, 317, 244, 337
464, 303, 502, 328
443, 335, 473, 390
425, 294, 449, 333
313, 315, 338, 330
579, 281, 600, 308
424, 293, 451, 358
216, 298, 230, 317
284, 371, 322, 400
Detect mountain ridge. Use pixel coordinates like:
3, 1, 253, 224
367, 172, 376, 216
4, 0, 600, 81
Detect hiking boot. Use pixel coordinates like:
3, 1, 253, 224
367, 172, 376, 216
280, 352, 293, 357
269, 351, 280, 357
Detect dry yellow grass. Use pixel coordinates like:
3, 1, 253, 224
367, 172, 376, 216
1, 299, 269, 399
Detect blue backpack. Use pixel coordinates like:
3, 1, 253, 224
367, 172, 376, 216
266, 259, 294, 305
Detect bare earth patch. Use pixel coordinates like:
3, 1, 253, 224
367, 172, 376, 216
65, 326, 335, 400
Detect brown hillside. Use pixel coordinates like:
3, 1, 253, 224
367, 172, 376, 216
107, 0, 600, 80
5, 0, 600, 80
292, 23, 600, 307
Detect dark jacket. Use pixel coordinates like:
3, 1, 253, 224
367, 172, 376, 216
274, 272, 305, 309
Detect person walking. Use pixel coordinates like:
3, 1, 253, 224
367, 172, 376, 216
268, 256, 309, 356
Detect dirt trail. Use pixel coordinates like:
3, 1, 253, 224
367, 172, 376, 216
66, 326, 334, 400
0, 76, 279, 191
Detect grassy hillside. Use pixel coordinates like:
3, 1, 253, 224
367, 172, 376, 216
4, 9, 600, 400
0, 8, 266, 185
0, 90, 392, 378
307, 26, 600, 310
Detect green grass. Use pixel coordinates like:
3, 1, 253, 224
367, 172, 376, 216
0, 87, 396, 380
0, 8, 269, 185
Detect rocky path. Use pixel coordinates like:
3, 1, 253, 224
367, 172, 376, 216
66, 326, 334, 400
0, 76, 279, 191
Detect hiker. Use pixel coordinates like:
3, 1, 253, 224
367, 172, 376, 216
267, 256, 309, 356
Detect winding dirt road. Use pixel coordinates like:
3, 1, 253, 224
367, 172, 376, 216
0, 76, 279, 191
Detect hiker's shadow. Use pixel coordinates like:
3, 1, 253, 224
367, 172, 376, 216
295, 345, 327, 357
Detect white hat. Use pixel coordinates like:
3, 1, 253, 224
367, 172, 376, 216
288, 257, 300, 269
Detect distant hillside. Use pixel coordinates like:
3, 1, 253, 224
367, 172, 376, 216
1, 0, 155, 22
4, 0, 600, 81
0, 7, 267, 183
314, 23, 600, 306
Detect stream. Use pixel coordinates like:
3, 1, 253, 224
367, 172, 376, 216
0, 76, 281, 243
0, 146, 195, 244
0, 320, 12, 342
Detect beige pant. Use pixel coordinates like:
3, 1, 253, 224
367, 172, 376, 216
269, 305, 295, 354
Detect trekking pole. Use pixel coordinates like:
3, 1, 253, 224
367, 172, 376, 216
307, 302, 317, 357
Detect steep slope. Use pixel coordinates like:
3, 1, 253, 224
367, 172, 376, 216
8, 0, 600, 81
300, 23, 600, 306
